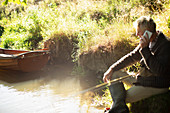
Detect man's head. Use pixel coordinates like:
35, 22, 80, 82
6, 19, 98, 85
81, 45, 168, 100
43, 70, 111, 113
134, 16, 156, 37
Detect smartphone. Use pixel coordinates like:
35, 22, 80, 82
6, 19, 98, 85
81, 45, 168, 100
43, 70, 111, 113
143, 30, 152, 39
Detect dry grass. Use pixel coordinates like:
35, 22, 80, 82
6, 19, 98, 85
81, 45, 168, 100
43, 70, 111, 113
153, 5, 170, 37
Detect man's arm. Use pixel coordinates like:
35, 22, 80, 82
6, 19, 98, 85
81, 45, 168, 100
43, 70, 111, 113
103, 45, 141, 83
110, 45, 141, 71
140, 44, 170, 75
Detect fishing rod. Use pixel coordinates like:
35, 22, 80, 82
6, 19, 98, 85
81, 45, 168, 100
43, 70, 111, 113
58, 75, 132, 101
71, 74, 132, 97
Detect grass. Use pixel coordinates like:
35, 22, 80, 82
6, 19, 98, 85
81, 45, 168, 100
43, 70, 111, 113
153, 4, 170, 37
0, 0, 169, 51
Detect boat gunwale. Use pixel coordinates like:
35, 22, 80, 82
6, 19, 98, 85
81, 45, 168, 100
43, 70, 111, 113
0, 50, 50, 59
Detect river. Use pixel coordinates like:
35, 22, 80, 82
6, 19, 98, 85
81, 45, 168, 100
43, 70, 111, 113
0, 64, 104, 113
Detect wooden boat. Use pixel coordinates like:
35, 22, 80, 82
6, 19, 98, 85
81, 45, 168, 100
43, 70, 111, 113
0, 48, 50, 72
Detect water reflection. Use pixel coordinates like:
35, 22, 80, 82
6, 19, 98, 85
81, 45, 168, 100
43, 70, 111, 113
0, 83, 81, 113
0, 64, 103, 113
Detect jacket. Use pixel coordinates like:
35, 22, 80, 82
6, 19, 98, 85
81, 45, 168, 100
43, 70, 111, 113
111, 31, 170, 88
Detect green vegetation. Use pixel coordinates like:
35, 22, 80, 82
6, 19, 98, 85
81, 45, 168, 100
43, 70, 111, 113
168, 16, 170, 28
1, 0, 169, 52
1, 9, 43, 49
2, 0, 26, 6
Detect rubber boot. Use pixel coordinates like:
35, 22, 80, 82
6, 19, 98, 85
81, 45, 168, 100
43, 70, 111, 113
108, 82, 129, 113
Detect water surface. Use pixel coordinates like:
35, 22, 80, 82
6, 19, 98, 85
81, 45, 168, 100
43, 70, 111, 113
0, 64, 103, 113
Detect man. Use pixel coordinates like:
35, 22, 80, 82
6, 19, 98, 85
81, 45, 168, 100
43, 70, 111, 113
103, 16, 170, 113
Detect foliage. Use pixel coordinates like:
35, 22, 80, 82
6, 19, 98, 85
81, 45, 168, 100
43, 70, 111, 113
126, 62, 141, 73
0, 0, 169, 52
92, 83, 131, 109
2, 0, 26, 5
92, 87, 112, 108
1, 8, 43, 50
0, 25, 4, 37
168, 16, 170, 28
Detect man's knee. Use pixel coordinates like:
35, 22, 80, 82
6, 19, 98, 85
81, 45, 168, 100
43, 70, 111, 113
125, 86, 169, 103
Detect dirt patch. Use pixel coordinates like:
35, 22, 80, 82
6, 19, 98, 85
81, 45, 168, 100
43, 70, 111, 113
44, 33, 74, 64
78, 41, 136, 75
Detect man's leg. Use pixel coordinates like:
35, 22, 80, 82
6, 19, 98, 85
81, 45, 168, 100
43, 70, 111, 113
105, 70, 134, 113
108, 82, 129, 113
126, 85, 169, 103
111, 71, 169, 103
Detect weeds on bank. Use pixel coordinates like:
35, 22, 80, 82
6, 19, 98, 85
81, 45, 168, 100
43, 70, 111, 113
1, 0, 169, 52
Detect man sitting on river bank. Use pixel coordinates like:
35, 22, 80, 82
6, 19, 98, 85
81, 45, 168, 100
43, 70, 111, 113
103, 16, 170, 113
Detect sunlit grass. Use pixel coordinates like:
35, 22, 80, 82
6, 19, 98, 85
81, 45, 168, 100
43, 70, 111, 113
1, 0, 169, 52
153, 4, 170, 37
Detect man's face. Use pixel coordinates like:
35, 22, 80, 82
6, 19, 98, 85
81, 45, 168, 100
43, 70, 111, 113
136, 27, 145, 38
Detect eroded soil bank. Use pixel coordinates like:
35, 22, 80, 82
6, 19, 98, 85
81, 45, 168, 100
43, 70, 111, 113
44, 35, 136, 75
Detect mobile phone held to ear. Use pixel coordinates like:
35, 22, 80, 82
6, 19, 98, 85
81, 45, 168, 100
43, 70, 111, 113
143, 30, 152, 39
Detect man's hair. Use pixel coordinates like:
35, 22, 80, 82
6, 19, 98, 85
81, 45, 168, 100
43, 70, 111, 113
134, 16, 156, 33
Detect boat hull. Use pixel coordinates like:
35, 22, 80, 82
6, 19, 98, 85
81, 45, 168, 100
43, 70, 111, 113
0, 49, 50, 72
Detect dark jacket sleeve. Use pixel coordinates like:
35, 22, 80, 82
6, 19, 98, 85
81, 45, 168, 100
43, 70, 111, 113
110, 45, 142, 71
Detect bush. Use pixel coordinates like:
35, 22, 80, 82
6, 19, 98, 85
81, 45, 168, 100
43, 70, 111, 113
0, 7, 44, 50
0, 25, 4, 37
168, 16, 170, 28
0, 0, 169, 53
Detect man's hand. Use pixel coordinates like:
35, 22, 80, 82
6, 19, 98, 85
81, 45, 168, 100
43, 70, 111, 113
139, 33, 150, 48
103, 68, 113, 83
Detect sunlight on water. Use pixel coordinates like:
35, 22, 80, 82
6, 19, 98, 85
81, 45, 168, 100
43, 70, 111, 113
0, 76, 103, 113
